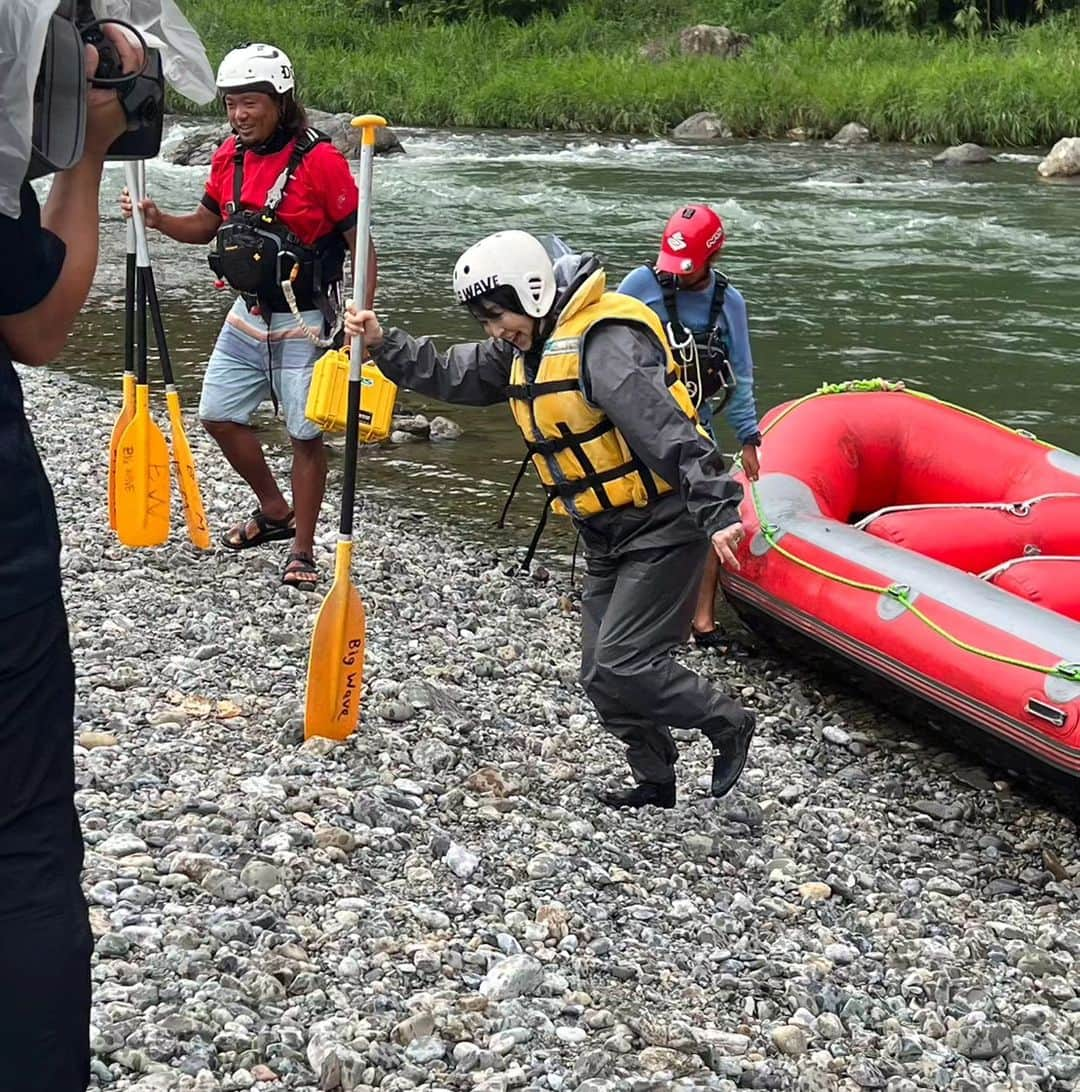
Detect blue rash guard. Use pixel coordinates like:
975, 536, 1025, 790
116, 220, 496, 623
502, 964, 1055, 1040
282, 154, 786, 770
617, 264, 760, 447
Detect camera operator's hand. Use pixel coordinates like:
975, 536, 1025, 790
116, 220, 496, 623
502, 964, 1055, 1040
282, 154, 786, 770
84, 26, 145, 158
119, 188, 162, 230
0, 29, 146, 365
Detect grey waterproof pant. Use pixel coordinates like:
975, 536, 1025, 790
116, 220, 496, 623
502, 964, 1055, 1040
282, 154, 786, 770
580, 536, 751, 784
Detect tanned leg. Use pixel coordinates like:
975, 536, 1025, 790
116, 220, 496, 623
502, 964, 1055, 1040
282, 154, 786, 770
289, 435, 327, 560
202, 420, 291, 540
692, 548, 721, 636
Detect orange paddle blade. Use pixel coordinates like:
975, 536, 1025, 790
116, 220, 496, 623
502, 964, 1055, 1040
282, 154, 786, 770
305, 539, 366, 740
115, 385, 171, 548
107, 372, 136, 530
165, 389, 210, 549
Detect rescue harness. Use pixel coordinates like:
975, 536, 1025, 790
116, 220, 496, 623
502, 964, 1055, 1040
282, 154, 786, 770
651, 266, 736, 411
208, 127, 345, 348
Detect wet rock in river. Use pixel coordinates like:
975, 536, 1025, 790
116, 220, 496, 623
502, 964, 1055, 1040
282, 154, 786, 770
1038, 136, 1080, 179
672, 111, 733, 141
933, 142, 995, 165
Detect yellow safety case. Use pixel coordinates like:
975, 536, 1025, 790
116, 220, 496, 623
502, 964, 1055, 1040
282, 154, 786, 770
305, 348, 398, 442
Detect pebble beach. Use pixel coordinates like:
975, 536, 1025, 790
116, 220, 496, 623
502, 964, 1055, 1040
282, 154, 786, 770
20, 365, 1080, 1092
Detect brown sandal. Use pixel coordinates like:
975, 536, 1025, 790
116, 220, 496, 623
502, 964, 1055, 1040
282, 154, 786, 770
282, 550, 318, 591
220, 508, 296, 551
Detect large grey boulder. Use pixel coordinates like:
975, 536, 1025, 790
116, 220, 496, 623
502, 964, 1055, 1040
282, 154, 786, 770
830, 122, 871, 146
163, 120, 231, 166
933, 142, 994, 165
1037, 137, 1080, 178
672, 111, 733, 141
305, 109, 405, 158
678, 24, 751, 59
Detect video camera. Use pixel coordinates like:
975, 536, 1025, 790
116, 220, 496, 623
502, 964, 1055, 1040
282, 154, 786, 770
29, 0, 165, 180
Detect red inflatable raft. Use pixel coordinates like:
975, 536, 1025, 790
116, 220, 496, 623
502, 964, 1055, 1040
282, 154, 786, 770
721, 382, 1080, 793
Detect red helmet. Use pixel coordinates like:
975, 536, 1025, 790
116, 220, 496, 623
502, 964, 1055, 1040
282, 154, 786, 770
655, 204, 725, 276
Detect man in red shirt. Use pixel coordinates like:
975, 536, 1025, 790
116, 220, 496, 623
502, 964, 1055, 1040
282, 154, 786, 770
123, 43, 375, 589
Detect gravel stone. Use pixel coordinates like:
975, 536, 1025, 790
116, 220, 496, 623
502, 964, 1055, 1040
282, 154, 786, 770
14, 366, 1079, 1092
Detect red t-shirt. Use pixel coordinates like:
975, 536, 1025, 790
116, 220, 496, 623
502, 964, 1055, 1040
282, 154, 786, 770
202, 133, 358, 246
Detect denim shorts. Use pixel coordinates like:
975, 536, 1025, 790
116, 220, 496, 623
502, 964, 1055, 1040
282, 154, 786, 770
198, 298, 325, 441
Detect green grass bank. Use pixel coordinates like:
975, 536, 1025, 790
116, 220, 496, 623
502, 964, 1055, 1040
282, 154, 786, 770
178, 0, 1080, 145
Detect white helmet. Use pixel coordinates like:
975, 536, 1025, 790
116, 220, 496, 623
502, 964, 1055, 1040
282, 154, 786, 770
453, 230, 557, 319
216, 43, 295, 95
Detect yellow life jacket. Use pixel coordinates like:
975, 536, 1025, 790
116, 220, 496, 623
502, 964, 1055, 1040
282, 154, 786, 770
506, 268, 701, 520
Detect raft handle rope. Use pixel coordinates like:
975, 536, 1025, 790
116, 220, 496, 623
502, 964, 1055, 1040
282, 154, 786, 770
852, 492, 1080, 530
979, 554, 1079, 580
736, 378, 1080, 687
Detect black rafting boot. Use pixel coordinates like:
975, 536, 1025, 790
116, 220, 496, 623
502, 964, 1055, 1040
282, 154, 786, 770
598, 780, 677, 810
710, 713, 756, 799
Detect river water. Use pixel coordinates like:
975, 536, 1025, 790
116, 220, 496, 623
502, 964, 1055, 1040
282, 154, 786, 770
58, 129, 1080, 559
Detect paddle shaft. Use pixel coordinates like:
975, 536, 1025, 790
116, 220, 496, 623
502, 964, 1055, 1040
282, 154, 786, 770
141, 263, 176, 386
122, 165, 150, 386
340, 124, 381, 538
126, 168, 165, 379
137, 261, 149, 385
124, 221, 135, 377
130, 165, 179, 390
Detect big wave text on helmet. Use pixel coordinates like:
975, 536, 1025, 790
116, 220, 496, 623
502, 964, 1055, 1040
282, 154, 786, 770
458, 274, 501, 302
453, 231, 557, 319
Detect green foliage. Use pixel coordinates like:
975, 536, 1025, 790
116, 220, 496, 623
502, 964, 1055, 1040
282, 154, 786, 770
177, 0, 1080, 145
356, 0, 569, 22
820, 0, 941, 32
953, 3, 983, 33
832, 0, 1080, 32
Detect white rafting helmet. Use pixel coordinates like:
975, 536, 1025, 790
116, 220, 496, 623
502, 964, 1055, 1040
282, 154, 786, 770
216, 43, 295, 96
453, 230, 557, 319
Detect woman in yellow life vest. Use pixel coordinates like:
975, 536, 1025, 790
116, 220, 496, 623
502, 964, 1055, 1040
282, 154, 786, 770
345, 231, 755, 808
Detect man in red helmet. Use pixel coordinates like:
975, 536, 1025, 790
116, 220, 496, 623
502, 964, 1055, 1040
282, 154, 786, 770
619, 204, 762, 648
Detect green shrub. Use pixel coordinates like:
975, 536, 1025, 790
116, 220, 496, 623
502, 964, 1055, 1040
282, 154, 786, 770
353, 0, 569, 21
175, 0, 1080, 144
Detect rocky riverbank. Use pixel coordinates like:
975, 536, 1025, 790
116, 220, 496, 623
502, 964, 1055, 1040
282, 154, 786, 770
19, 365, 1080, 1092
159, 111, 1080, 182
160, 113, 406, 168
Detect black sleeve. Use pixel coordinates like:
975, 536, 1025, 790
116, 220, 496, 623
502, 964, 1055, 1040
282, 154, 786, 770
0, 184, 66, 317
200, 192, 221, 217
334, 209, 358, 235
581, 321, 743, 537
371, 327, 514, 406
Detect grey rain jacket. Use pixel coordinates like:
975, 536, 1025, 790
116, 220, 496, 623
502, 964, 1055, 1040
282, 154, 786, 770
369, 253, 743, 556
